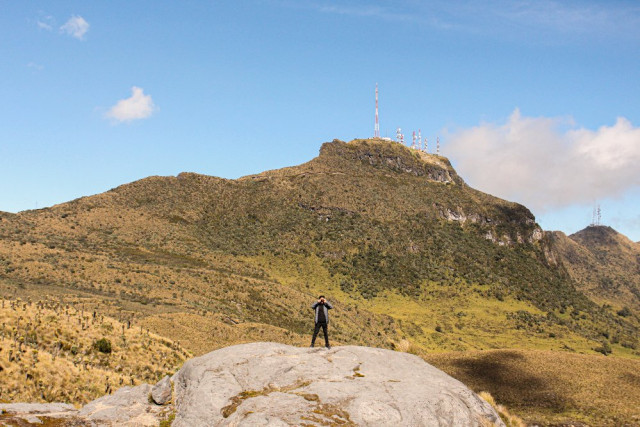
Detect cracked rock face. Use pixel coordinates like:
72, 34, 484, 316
1, 343, 505, 426
171, 342, 504, 426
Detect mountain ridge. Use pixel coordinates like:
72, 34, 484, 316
1, 138, 639, 425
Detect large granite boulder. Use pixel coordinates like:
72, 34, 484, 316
171, 342, 504, 426
2, 343, 505, 426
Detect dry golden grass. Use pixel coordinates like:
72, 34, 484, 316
478, 391, 525, 427
0, 298, 190, 405
426, 349, 640, 426
139, 312, 309, 356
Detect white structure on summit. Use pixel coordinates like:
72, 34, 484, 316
396, 127, 404, 145
374, 83, 380, 138
371, 84, 435, 154
591, 204, 602, 226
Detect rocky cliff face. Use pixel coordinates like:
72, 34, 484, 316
0, 343, 504, 426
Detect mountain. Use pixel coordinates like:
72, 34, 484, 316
550, 225, 640, 316
1, 138, 639, 424
0, 139, 637, 353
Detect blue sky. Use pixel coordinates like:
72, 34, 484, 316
1, 0, 639, 241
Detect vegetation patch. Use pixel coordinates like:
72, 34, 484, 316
426, 349, 640, 426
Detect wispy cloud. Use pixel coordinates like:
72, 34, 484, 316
273, 0, 640, 42
27, 62, 44, 72
445, 109, 640, 212
37, 16, 54, 31
268, 0, 417, 22
105, 87, 157, 123
60, 15, 90, 40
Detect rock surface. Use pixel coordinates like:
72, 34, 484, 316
151, 375, 173, 405
0, 402, 79, 425
78, 383, 168, 425
171, 342, 504, 426
2, 343, 505, 426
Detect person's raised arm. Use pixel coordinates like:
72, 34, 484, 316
325, 301, 333, 309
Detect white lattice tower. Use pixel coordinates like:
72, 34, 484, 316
374, 84, 380, 138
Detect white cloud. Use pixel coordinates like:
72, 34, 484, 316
37, 19, 53, 31
27, 62, 44, 72
60, 15, 89, 40
445, 109, 640, 212
105, 87, 156, 123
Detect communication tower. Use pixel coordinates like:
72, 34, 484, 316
374, 84, 380, 138
396, 127, 402, 143
411, 131, 417, 149
436, 137, 440, 155
591, 204, 602, 226
418, 129, 422, 151
423, 137, 428, 153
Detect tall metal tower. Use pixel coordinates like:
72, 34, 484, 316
374, 84, 380, 138
418, 129, 422, 151
424, 137, 428, 153
591, 203, 602, 226
436, 136, 440, 155
597, 205, 602, 225
396, 127, 402, 143
411, 131, 417, 149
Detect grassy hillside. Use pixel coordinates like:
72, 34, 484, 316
0, 138, 638, 423
427, 349, 640, 426
0, 298, 189, 404
550, 226, 640, 333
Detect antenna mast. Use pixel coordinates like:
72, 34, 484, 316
374, 83, 380, 138
411, 131, 416, 149
418, 129, 422, 150
436, 136, 440, 155
424, 137, 428, 153
591, 203, 602, 226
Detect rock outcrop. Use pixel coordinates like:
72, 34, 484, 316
2, 342, 505, 426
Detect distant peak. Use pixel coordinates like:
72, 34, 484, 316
570, 225, 629, 248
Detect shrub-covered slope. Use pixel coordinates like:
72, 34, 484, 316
0, 139, 637, 357
549, 225, 640, 329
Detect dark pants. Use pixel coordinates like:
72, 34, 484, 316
311, 322, 329, 347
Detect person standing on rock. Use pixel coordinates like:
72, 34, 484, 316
311, 295, 332, 349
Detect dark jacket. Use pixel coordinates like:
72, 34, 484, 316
312, 300, 333, 324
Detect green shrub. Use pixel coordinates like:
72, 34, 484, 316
94, 338, 112, 354
594, 341, 612, 356
617, 307, 632, 317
